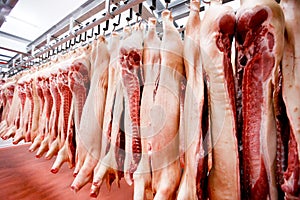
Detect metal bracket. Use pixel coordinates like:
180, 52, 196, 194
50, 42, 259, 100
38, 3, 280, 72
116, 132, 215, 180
105, 0, 113, 18
46, 34, 51, 46
31, 45, 35, 57
69, 17, 75, 36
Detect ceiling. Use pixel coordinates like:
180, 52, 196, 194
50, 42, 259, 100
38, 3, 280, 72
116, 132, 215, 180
0, 0, 240, 74
0, 0, 89, 68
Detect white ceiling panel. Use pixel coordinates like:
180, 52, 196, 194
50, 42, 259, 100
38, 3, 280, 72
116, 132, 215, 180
0, 0, 89, 66
0, 36, 27, 52
2, 15, 44, 41
0, 49, 17, 57
1, 0, 89, 40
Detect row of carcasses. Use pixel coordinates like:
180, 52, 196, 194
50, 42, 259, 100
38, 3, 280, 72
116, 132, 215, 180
0, 46, 91, 162
1, 0, 300, 199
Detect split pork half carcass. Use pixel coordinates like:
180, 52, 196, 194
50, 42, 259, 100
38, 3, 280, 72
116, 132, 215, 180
200, 1, 240, 199
11, 74, 29, 144
150, 10, 184, 199
28, 65, 51, 152
280, 0, 300, 198
71, 36, 109, 192
177, 0, 208, 199
133, 18, 161, 200
120, 24, 144, 185
134, 10, 184, 200
90, 32, 126, 197
235, 0, 285, 199
0, 80, 15, 137
12, 72, 35, 144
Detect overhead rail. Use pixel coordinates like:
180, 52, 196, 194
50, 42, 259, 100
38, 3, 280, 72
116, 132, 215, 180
26, 0, 106, 51
0, 30, 31, 43
4, 0, 241, 77
7, 0, 107, 66
11, 0, 145, 72
7, 0, 155, 69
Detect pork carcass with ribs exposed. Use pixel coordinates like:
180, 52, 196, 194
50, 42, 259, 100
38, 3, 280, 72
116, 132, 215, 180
29, 69, 49, 152
47, 56, 80, 165
0, 81, 15, 137
50, 66, 74, 172
1, 75, 22, 140
0, 80, 10, 126
0, 80, 6, 121
43, 69, 61, 159
119, 24, 144, 186
235, 0, 285, 199
28, 69, 42, 143
22, 78, 34, 142
50, 47, 90, 173
35, 75, 55, 157
12, 79, 28, 144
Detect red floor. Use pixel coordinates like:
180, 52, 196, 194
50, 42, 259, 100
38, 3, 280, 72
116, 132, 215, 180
0, 143, 133, 200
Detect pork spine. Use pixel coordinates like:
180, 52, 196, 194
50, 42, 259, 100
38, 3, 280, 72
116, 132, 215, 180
236, 0, 285, 199
119, 25, 143, 184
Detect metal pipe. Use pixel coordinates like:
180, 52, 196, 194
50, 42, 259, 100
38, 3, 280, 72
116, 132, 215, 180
0, 46, 29, 56
0, 31, 31, 43
105, 0, 111, 16
0, 54, 12, 59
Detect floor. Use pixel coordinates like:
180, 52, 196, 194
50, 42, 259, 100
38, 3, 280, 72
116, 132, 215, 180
0, 143, 133, 200
0, 138, 17, 148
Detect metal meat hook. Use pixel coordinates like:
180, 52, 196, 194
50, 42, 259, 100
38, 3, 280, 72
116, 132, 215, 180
150, 0, 156, 11
103, 20, 109, 36
87, 19, 96, 39
94, 24, 101, 38
126, 7, 133, 26
113, 13, 121, 32
165, 0, 170, 9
